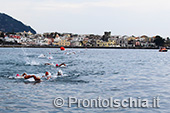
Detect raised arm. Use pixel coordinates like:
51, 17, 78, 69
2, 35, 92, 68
21, 73, 28, 77
59, 63, 66, 67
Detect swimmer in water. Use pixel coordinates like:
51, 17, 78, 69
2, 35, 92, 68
17, 73, 41, 82
45, 63, 66, 67
44, 63, 54, 66
42, 72, 51, 80
56, 63, 66, 67
57, 70, 63, 76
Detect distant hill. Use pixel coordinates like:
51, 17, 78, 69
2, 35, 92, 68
0, 13, 36, 34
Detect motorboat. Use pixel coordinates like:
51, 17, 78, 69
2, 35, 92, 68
159, 47, 168, 52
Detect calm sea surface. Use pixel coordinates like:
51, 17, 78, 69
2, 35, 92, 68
0, 48, 170, 113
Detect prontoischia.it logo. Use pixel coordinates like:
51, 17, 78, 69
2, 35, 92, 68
53, 97, 160, 108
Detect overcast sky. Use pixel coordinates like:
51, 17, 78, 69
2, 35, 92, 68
1, 0, 170, 37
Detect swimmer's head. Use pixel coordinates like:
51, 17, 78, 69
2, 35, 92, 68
16, 74, 20, 77
45, 72, 49, 76
57, 70, 62, 76
58, 71, 61, 75
56, 64, 59, 67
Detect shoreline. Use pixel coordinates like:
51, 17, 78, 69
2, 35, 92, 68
0, 45, 159, 49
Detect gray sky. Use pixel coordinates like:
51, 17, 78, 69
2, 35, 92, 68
1, 0, 170, 37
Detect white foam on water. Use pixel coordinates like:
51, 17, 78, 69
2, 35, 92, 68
26, 60, 40, 66
15, 76, 24, 79
52, 73, 68, 79
38, 54, 46, 58
60, 65, 66, 68
24, 77, 35, 82
52, 70, 69, 78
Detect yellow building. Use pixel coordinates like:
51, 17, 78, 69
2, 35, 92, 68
96, 40, 116, 47
103, 42, 109, 47
127, 37, 136, 41
82, 40, 88, 45
53, 40, 70, 46
108, 39, 116, 47
96, 40, 103, 47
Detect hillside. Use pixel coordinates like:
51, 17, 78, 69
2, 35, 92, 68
0, 13, 36, 34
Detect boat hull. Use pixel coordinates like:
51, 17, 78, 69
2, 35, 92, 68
159, 50, 168, 52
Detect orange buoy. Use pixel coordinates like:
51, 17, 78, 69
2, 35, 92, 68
60, 47, 65, 51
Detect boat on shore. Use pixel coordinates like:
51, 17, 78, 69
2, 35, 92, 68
159, 47, 168, 52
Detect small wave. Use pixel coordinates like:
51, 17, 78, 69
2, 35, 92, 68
92, 71, 106, 75
113, 72, 119, 74
51, 72, 79, 80
50, 79, 89, 84
26, 55, 37, 58
0, 71, 15, 78
84, 91, 99, 93
25, 61, 40, 66
38, 54, 46, 58
0, 62, 16, 65
110, 88, 121, 91
48, 72, 88, 83
0, 60, 16, 65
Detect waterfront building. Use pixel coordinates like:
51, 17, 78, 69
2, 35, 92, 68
53, 40, 70, 46
96, 39, 117, 47
39, 38, 49, 46
70, 41, 82, 47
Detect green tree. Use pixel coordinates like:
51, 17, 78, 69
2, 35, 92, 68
154, 35, 165, 47
0, 32, 5, 38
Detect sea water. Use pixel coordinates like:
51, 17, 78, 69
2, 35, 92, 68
0, 48, 170, 113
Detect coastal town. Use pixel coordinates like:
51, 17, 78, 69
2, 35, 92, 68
0, 31, 170, 48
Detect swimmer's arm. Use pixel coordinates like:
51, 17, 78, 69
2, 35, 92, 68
44, 63, 48, 65
47, 76, 51, 80
21, 73, 27, 77
45, 63, 53, 65
59, 63, 66, 67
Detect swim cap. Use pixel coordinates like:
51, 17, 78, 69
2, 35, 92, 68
45, 72, 49, 75
56, 64, 59, 67
16, 74, 20, 77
